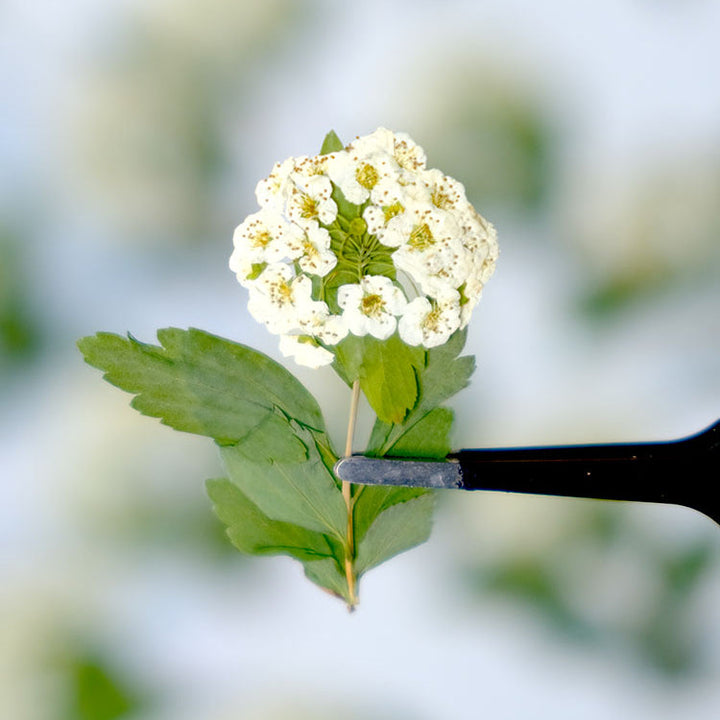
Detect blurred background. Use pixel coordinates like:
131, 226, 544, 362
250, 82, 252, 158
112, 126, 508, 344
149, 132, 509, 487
2, 0, 720, 718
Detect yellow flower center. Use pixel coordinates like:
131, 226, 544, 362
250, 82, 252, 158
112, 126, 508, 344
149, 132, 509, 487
422, 306, 443, 332
302, 239, 318, 258
394, 140, 421, 170
409, 223, 434, 251
383, 201, 404, 223
300, 195, 319, 219
271, 280, 293, 306
307, 158, 326, 176
251, 230, 272, 248
431, 188, 452, 210
356, 163, 379, 190
361, 293, 385, 318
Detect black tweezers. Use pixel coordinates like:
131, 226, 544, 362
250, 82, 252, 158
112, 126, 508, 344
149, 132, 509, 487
335, 419, 720, 524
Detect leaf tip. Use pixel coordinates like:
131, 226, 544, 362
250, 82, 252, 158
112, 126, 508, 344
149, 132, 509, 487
205, 477, 222, 494
320, 129, 344, 155
77, 331, 124, 367
76, 334, 92, 356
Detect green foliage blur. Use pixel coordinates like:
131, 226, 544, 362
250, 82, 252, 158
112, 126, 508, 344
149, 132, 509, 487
460, 503, 716, 678
393, 56, 556, 217
70, 0, 309, 248
573, 157, 720, 319
61, 652, 149, 720
0, 226, 44, 373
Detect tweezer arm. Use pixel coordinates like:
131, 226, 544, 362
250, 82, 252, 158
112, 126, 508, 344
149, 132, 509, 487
336, 421, 720, 523
451, 420, 720, 524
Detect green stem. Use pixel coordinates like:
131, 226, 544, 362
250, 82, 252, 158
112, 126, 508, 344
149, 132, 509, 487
341, 379, 361, 610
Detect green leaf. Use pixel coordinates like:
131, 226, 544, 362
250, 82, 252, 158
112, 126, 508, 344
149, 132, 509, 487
355, 494, 435, 576
321, 264, 361, 316
208, 478, 350, 601
330, 182, 362, 220
364, 246, 397, 278
230, 411, 308, 463
367, 328, 474, 455
207, 479, 338, 562
354, 485, 429, 544
360, 335, 422, 424
332, 333, 365, 385
388, 407, 454, 458
366, 419, 393, 457
320, 129, 344, 155
77, 328, 326, 444
303, 556, 351, 602
420, 327, 476, 410
220, 424, 347, 537
334, 333, 424, 424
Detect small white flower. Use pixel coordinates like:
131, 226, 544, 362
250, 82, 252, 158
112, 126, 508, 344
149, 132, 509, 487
255, 157, 294, 211
346, 127, 425, 178
459, 252, 498, 328
367, 175, 414, 207
246, 264, 315, 334
383, 203, 460, 253
326, 151, 395, 205
286, 222, 337, 277
338, 275, 407, 340
229, 210, 302, 287
391, 131, 427, 172
296, 301, 348, 346
480, 228, 499, 283
421, 168, 467, 212
459, 274, 481, 328
362, 204, 386, 236
459, 207, 497, 255
278, 334, 335, 368
346, 127, 396, 157
287, 175, 337, 227
292, 153, 334, 179
314, 313, 348, 345
397, 244, 469, 298
228, 256, 255, 288
230, 209, 302, 266
399, 292, 461, 348
455, 211, 499, 327
362, 176, 417, 239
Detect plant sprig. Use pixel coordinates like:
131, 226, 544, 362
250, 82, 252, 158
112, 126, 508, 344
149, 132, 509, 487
78, 129, 496, 609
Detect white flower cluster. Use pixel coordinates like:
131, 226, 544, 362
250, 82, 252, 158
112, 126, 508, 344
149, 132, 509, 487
230, 128, 498, 368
